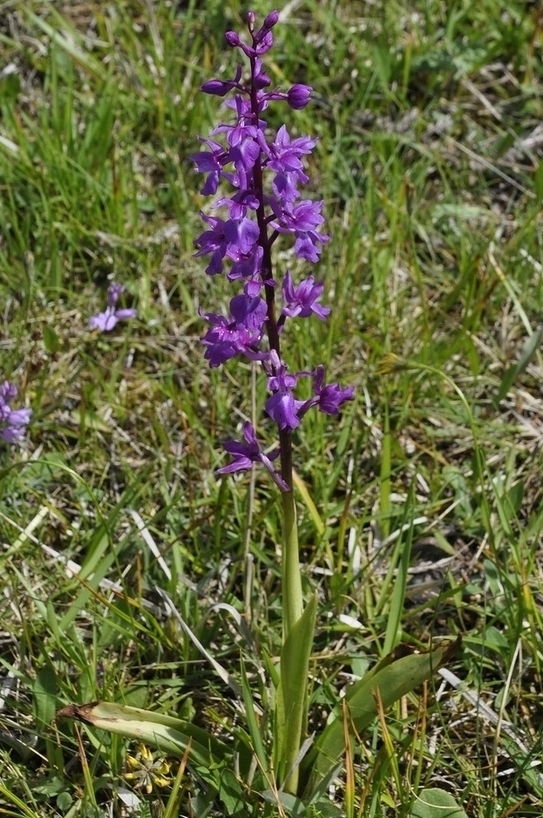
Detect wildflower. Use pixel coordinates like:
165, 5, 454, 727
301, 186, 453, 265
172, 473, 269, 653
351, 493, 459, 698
264, 357, 304, 430
0, 381, 31, 443
194, 214, 260, 276
217, 421, 288, 491
124, 744, 171, 794
89, 283, 137, 332
286, 84, 312, 110
281, 271, 330, 320
193, 10, 354, 485
263, 125, 315, 179
309, 365, 355, 415
201, 293, 268, 367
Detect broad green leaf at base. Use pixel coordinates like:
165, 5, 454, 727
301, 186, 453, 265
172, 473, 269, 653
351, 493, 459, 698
410, 787, 468, 818
303, 638, 461, 799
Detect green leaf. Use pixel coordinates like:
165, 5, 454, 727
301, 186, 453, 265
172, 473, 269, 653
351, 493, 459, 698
293, 470, 325, 536
33, 664, 58, 729
410, 787, 468, 818
535, 158, 543, 205
0, 70, 21, 104
262, 788, 307, 817
56, 701, 227, 788
43, 325, 60, 354
275, 594, 318, 793
383, 484, 415, 654
218, 768, 245, 815
303, 638, 461, 799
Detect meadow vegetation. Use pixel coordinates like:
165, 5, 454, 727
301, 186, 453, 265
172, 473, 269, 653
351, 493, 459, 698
1, 1, 543, 816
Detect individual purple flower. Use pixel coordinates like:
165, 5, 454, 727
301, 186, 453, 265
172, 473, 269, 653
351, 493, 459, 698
201, 293, 267, 367
190, 138, 229, 196
0, 381, 18, 405
231, 291, 268, 330
294, 233, 327, 263
0, 380, 31, 444
273, 198, 326, 234
217, 421, 289, 491
228, 245, 264, 282
216, 191, 260, 221
271, 171, 300, 205
310, 365, 355, 415
263, 84, 313, 110
265, 357, 305, 430
214, 99, 262, 172
195, 214, 260, 276
201, 65, 243, 97
271, 199, 329, 262
261, 125, 315, 181
89, 283, 137, 332
281, 271, 330, 320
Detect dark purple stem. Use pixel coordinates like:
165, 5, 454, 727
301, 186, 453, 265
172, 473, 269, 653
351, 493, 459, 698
248, 52, 293, 488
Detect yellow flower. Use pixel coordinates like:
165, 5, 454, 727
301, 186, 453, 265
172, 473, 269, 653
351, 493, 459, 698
124, 744, 171, 794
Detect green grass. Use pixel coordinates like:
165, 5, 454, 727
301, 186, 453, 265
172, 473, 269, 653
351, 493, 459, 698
1, 0, 543, 815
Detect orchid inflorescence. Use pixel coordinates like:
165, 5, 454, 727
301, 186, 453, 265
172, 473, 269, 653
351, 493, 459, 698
192, 9, 353, 490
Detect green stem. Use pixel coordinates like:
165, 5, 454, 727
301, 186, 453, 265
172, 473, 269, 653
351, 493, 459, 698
281, 483, 303, 638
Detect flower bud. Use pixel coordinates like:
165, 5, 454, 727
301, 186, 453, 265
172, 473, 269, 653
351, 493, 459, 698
201, 79, 231, 97
263, 10, 280, 29
225, 30, 240, 47
287, 84, 312, 110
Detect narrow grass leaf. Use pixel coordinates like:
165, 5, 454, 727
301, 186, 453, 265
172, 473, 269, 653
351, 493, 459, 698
292, 469, 325, 536
383, 487, 415, 654
25, 10, 107, 82
240, 659, 269, 773
163, 742, 192, 818
0, 784, 41, 818
496, 323, 543, 404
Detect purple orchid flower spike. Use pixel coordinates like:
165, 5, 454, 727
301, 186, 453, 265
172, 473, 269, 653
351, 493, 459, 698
192, 9, 354, 486
89, 283, 137, 333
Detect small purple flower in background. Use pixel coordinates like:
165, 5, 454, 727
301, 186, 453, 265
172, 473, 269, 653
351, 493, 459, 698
192, 9, 353, 486
89, 283, 137, 332
0, 380, 31, 444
